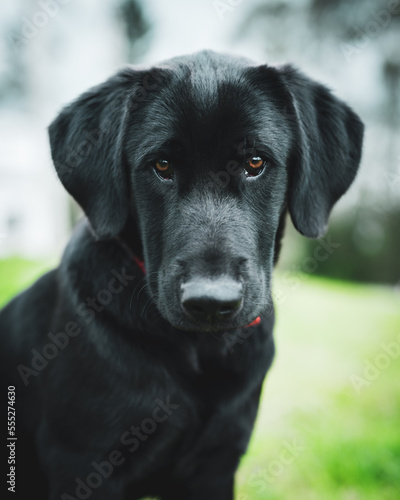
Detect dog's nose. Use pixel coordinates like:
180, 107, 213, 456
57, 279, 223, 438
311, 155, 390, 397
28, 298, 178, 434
181, 278, 243, 323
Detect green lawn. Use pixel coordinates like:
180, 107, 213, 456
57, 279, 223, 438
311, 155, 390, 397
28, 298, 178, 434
0, 257, 58, 306
238, 273, 400, 500
1, 259, 399, 499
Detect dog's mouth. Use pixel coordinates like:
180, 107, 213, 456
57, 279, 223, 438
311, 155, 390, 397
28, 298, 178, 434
180, 277, 243, 321
155, 276, 267, 333
168, 315, 262, 334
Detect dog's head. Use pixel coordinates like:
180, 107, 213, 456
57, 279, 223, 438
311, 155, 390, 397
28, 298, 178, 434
49, 50, 363, 332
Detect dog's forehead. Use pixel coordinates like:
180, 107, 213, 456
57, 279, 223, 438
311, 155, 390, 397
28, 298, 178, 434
167, 55, 261, 122
130, 53, 292, 162
181, 53, 250, 113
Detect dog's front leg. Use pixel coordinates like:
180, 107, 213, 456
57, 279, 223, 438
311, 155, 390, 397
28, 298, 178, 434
43, 449, 126, 500
36, 427, 126, 500
161, 446, 242, 500
49, 474, 125, 500
163, 473, 235, 500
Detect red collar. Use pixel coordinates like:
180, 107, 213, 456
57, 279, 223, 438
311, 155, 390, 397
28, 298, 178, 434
116, 236, 146, 274
245, 316, 261, 328
133, 254, 146, 275
116, 237, 260, 328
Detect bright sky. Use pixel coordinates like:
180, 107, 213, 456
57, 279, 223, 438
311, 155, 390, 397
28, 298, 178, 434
141, 0, 267, 65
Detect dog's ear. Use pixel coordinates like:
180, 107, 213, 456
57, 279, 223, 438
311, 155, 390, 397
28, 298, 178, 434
48, 68, 138, 240
278, 65, 364, 238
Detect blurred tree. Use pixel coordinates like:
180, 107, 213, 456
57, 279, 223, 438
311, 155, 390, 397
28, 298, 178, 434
116, 0, 150, 63
238, 0, 400, 284
1, 22, 28, 108
303, 209, 400, 284
309, 0, 400, 284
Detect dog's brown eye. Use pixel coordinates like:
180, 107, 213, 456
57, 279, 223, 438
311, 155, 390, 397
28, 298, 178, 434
155, 160, 174, 180
245, 156, 265, 177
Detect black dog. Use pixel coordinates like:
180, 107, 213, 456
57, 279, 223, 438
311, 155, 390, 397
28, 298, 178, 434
0, 50, 363, 500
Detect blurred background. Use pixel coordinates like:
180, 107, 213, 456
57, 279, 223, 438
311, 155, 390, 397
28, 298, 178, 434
0, 1, 399, 499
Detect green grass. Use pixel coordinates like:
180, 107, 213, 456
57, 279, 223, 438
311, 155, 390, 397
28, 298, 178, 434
0, 257, 57, 307
1, 259, 399, 499
238, 272, 400, 500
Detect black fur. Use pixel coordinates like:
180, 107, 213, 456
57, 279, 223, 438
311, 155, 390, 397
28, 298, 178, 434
0, 50, 363, 500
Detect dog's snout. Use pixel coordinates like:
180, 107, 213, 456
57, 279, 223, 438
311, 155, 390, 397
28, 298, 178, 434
181, 278, 243, 324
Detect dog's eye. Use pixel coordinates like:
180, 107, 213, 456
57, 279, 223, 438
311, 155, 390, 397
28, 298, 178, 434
155, 160, 174, 180
245, 156, 265, 177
